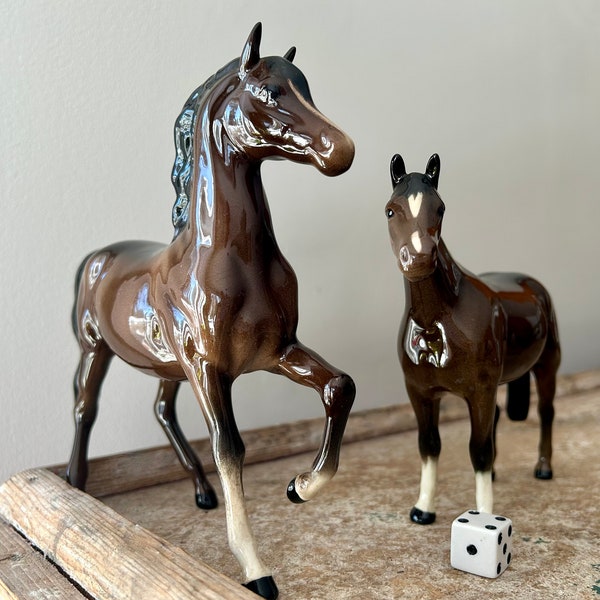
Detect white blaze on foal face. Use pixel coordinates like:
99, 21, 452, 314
406, 192, 425, 255
408, 191, 423, 218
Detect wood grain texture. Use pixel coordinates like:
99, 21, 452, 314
0, 470, 255, 600
46, 369, 600, 498
0, 519, 85, 600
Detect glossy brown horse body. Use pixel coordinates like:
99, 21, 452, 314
385, 154, 560, 525
66, 24, 355, 598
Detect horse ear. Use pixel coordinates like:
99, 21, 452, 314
390, 154, 407, 188
240, 22, 262, 77
284, 47, 296, 62
425, 154, 441, 189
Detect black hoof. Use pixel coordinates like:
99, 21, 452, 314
410, 506, 436, 525
243, 576, 279, 599
286, 479, 305, 504
195, 488, 218, 510
534, 467, 553, 480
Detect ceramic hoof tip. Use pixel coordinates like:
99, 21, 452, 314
195, 489, 218, 510
534, 467, 553, 480
410, 506, 436, 525
286, 479, 305, 504
243, 575, 279, 599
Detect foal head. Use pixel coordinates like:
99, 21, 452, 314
222, 23, 355, 176
385, 154, 444, 282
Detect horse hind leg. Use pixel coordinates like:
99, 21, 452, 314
66, 341, 112, 490
506, 371, 531, 421
532, 350, 560, 480
154, 379, 218, 509
529, 296, 561, 480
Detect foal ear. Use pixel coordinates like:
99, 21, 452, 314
390, 154, 407, 188
425, 154, 441, 189
284, 47, 296, 62
240, 22, 262, 77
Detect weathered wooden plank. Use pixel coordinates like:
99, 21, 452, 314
0, 470, 255, 600
48, 396, 467, 498
0, 519, 85, 599
47, 369, 599, 498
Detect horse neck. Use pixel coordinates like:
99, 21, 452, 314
404, 239, 463, 324
175, 101, 275, 257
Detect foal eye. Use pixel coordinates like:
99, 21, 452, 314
386, 208, 394, 219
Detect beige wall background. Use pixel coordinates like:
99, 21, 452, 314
1, 1, 599, 484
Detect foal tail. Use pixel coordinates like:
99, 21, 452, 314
506, 372, 531, 421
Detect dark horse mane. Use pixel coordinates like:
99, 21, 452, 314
170, 57, 239, 238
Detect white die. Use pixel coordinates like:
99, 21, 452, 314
450, 510, 513, 578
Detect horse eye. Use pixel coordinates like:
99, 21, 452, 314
258, 85, 279, 106
386, 208, 394, 219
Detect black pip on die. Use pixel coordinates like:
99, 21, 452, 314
450, 510, 513, 578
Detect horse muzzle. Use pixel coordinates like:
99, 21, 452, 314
308, 128, 355, 176
397, 240, 438, 282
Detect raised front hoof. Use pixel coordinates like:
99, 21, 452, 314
534, 467, 553, 480
286, 479, 306, 504
195, 488, 218, 510
243, 576, 279, 599
410, 506, 436, 525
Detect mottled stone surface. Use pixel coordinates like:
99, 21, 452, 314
104, 389, 599, 599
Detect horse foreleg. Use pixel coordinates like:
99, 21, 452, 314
66, 343, 112, 490
467, 393, 497, 513
407, 385, 441, 525
185, 362, 277, 599
154, 379, 218, 509
275, 342, 355, 504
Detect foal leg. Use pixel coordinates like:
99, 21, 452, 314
467, 392, 497, 513
184, 362, 277, 599
532, 361, 558, 480
406, 385, 441, 525
154, 379, 218, 509
274, 342, 355, 504
66, 342, 112, 490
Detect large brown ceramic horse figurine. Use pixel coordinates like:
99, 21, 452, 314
385, 154, 560, 525
66, 24, 355, 599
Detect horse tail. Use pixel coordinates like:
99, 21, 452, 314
506, 372, 531, 421
71, 252, 94, 336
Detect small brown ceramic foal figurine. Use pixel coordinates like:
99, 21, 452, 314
66, 23, 355, 599
385, 154, 560, 525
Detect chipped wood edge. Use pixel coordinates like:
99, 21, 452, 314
46, 369, 599, 498
0, 469, 255, 600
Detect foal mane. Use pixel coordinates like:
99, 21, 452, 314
170, 58, 239, 239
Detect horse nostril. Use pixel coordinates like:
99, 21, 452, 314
399, 245, 412, 268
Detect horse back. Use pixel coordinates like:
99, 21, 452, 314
73, 241, 186, 380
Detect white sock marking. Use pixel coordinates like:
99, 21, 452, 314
415, 457, 438, 513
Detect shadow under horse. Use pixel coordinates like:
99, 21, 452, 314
67, 23, 355, 599
385, 153, 560, 525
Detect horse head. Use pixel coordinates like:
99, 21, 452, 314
221, 23, 355, 176
385, 154, 444, 282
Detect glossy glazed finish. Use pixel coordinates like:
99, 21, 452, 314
386, 154, 560, 524
66, 24, 355, 599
